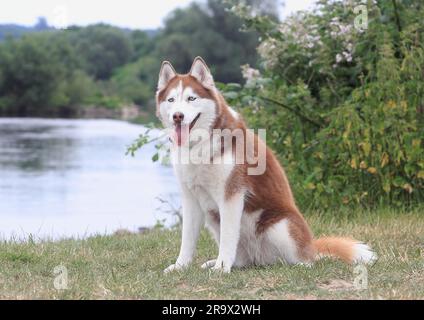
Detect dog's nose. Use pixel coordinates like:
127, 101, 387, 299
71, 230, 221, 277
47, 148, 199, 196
173, 112, 184, 123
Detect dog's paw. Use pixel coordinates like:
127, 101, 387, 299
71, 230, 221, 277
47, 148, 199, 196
210, 259, 231, 273
163, 263, 186, 274
201, 259, 217, 269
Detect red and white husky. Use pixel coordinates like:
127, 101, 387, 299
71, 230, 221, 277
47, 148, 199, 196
156, 57, 376, 273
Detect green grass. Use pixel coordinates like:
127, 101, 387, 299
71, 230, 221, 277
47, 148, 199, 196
0, 208, 423, 299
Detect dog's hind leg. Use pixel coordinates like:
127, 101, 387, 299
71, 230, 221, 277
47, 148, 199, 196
265, 216, 315, 265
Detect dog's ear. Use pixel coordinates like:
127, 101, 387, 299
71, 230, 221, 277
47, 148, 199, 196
190, 56, 214, 89
158, 61, 176, 91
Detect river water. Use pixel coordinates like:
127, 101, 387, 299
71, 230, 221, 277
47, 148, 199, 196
0, 118, 180, 240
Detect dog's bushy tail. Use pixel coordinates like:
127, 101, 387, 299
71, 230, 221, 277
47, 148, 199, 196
313, 237, 376, 264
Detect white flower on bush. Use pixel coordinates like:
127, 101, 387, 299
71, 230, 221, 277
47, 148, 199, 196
258, 38, 279, 69
277, 13, 323, 51
241, 64, 261, 82
343, 51, 353, 62
326, 7, 358, 66
253, 1, 361, 70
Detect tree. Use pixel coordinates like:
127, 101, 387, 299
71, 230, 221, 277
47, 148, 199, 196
0, 32, 95, 116
0, 34, 65, 115
110, 56, 161, 106
154, 0, 262, 83
34, 17, 49, 31
131, 30, 156, 61
67, 24, 134, 80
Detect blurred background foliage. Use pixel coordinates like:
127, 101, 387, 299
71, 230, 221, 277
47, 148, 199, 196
0, 0, 271, 118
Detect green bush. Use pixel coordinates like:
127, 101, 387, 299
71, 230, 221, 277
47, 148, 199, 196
223, 0, 424, 209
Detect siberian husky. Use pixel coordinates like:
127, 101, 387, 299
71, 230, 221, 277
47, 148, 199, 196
156, 57, 376, 273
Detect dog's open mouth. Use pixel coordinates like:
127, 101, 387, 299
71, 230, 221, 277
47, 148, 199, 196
174, 113, 201, 146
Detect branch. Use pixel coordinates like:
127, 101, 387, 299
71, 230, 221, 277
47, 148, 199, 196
392, 0, 402, 33
258, 95, 324, 128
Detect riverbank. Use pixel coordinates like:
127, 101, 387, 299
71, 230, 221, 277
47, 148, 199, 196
0, 208, 422, 299
0, 104, 160, 125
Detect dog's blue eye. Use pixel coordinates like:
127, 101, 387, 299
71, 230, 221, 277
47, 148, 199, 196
188, 96, 196, 102
168, 98, 175, 103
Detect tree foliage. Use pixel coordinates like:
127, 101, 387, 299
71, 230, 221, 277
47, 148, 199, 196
0, 33, 88, 116
155, 0, 259, 83
67, 24, 134, 80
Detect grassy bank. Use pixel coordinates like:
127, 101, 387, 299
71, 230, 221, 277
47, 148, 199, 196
0, 208, 423, 299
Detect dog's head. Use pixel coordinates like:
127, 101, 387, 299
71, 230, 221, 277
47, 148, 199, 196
156, 57, 218, 146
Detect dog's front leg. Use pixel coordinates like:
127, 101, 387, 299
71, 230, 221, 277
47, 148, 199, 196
164, 185, 204, 273
212, 192, 244, 273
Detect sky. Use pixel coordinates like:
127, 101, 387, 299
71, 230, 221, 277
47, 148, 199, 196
0, 0, 315, 30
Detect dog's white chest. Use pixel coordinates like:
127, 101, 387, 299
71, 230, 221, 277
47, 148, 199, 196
177, 163, 219, 191
172, 150, 235, 204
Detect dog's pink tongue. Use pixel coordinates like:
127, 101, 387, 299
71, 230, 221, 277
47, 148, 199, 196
174, 124, 189, 146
